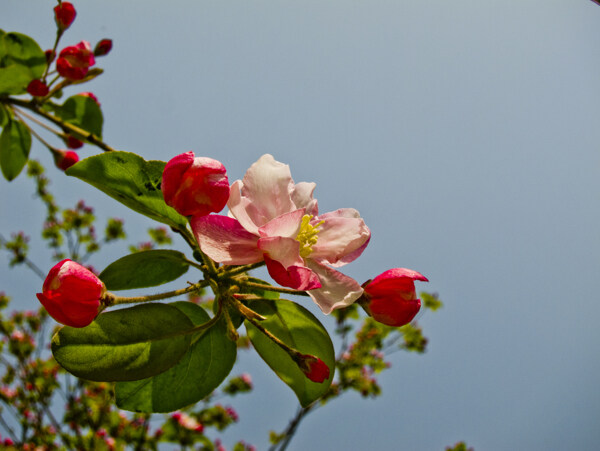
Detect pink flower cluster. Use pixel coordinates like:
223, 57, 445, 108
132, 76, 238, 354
162, 152, 428, 322
176, 153, 371, 313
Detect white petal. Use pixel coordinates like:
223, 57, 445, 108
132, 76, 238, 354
292, 182, 318, 216
311, 213, 371, 266
234, 154, 296, 227
305, 260, 364, 314
191, 215, 262, 264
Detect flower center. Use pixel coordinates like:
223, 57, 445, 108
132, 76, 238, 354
296, 215, 324, 258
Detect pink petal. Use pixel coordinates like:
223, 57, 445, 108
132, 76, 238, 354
227, 180, 260, 235
310, 211, 371, 267
263, 255, 321, 291
228, 154, 295, 228
161, 152, 194, 206
258, 209, 305, 239
291, 182, 318, 216
191, 215, 262, 264
370, 268, 429, 286
258, 236, 304, 269
258, 236, 321, 290
304, 260, 364, 314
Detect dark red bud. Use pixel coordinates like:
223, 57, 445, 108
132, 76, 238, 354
94, 39, 113, 57
54, 2, 76, 30
26, 79, 49, 97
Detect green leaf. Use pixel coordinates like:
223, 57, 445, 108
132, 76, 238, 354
66, 151, 188, 229
99, 250, 190, 291
115, 302, 237, 412
0, 31, 46, 95
0, 119, 31, 181
245, 299, 334, 407
47, 95, 104, 138
0, 104, 8, 128
51, 303, 193, 382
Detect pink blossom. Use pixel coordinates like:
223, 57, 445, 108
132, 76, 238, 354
36, 259, 105, 327
240, 373, 252, 387
78, 92, 100, 106
172, 412, 203, 432
0, 386, 17, 399
362, 268, 428, 327
56, 41, 95, 81
193, 154, 370, 313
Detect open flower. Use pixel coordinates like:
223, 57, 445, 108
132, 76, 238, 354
360, 268, 428, 327
192, 154, 370, 313
36, 259, 105, 327
56, 41, 95, 81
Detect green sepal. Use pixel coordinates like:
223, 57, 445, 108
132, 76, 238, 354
0, 119, 31, 181
0, 31, 46, 95
99, 250, 190, 291
66, 151, 188, 230
245, 298, 334, 407
51, 303, 193, 382
115, 302, 237, 412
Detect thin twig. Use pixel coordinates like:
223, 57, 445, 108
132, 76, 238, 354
4, 97, 118, 153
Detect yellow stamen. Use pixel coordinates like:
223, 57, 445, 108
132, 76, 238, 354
296, 215, 324, 258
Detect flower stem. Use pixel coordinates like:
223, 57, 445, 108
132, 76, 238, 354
3, 97, 118, 153
231, 295, 300, 358
103, 281, 208, 307
221, 261, 265, 277
237, 281, 310, 297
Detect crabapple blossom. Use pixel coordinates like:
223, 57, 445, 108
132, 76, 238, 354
78, 91, 100, 106
65, 136, 83, 149
54, 2, 76, 30
162, 151, 230, 217
53, 149, 79, 171
94, 39, 113, 56
361, 268, 428, 327
192, 154, 370, 313
36, 259, 105, 327
26, 79, 49, 97
56, 41, 95, 81
296, 354, 330, 383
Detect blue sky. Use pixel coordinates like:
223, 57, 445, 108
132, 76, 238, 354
3, 1, 600, 449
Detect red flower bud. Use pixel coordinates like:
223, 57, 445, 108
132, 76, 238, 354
54, 2, 76, 30
36, 259, 105, 327
45, 49, 56, 64
362, 268, 428, 327
26, 79, 49, 97
65, 136, 83, 149
296, 353, 330, 383
94, 39, 113, 57
53, 149, 79, 171
56, 41, 95, 81
162, 152, 230, 217
77, 91, 100, 106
